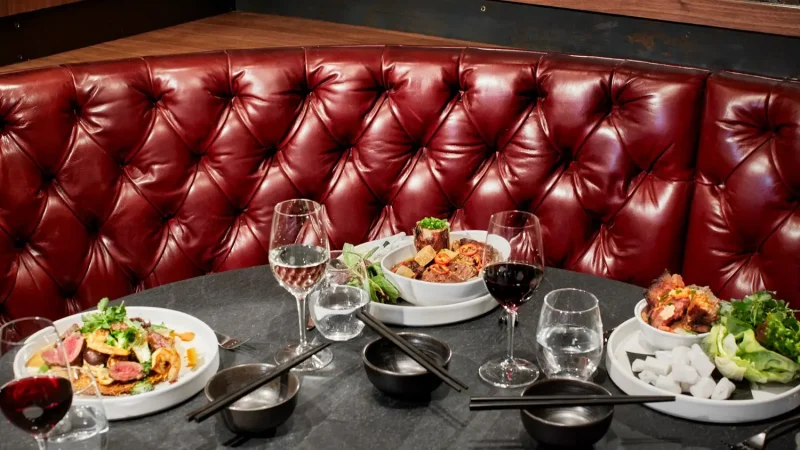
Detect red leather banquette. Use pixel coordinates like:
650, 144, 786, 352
0, 46, 798, 321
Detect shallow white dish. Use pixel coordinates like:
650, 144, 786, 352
367, 293, 498, 326
379, 230, 510, 307
607, 317, 800, 423
14, 307, 220, 421
634, 299, 708, 350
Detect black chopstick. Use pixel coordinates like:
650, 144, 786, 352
469, 395, 675, 411
355, 310, 468, 392
187, 342, 332, 423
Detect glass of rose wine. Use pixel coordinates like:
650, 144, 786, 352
269, 198, 333, 371
0, 317, 73, 450
479, 210, 545, 388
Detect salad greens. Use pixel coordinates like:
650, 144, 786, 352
342, 243, 400, 304
703, 291, 800, 384
418, 217, 449, 230
80, 297, 126, 333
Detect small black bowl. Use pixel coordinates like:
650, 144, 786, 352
361, 332, 452, 398
204, 363, 300, 435
520, 379, 613, 448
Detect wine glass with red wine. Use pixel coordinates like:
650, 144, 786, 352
269, 198, 333, 371
479, 211, 545, 388
0, 318, 73, 450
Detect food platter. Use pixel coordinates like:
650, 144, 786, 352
14, 307, 220, 421
606, 317, 800, 423
354, 236, 498, 326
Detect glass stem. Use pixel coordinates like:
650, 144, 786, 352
296, 295, 308, 348
506, 309, 516, 361
35, 437, 48, 450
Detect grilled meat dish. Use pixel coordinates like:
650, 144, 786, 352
642, 271, 720, 333
394, 235, 497, 284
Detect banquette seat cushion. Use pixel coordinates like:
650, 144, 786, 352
0, 46, 797, 320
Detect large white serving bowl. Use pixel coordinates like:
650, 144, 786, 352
380, 230, 510, 307
14, 306, 220, 420
634, 299, 708, 350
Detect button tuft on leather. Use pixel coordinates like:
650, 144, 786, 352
13, 238, 26, 249
85, 218, 100, 235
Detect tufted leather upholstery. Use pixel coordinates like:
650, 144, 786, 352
0, 46, 797, 321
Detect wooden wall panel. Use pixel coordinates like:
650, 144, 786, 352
501, 0, 800, 37
0, 0, 84, 17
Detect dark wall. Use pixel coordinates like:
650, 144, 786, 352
237, 0, 800, 80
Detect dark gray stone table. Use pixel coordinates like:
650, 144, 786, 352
3, 267, 798, 449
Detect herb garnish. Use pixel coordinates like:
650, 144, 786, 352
418, 217, 449, 230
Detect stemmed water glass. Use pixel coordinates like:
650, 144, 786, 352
0, 318, 73, 450
479, 211, 546, 388
269, 198, 333, 371
536, 288, 603, 380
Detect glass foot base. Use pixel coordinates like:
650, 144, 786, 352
478, 357, 539, 388
275, 344, 333, 372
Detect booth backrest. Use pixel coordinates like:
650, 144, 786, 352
0, 46, 797, 321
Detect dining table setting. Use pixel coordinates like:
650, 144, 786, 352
1, 200, 799, 450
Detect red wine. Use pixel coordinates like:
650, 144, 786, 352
269, 244, 328, 293
483, 262, 543, 310
0, 376, 73, 435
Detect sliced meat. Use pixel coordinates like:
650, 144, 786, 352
60, 324, 81, 339
405, 260, 425, 278
414, 223, 450, 252
109, 361, 145, 382
83, 349, 109, 366
41, 347, 64, 366
63, 333, 85, 366
41, 333, 85, 367
147, 331, 173, 351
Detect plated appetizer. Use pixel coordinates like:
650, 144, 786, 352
641, 272, 721, 334
391, 218, 499, 284
26, 298, 200, 396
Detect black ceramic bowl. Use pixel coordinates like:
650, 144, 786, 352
520, 379, 613, 448
204, 363, 300, 435
361, 332, 452, 397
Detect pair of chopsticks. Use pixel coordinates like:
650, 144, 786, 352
355, 310, 468, 392
186, 342, 332, 423
469, 394, 675, 411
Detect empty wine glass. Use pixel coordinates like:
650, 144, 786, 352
0, 318, 73, 450
308, 250, 370, 341
536, 288, 603, 380
479, 211, 545, 388
269, 199, 333, 371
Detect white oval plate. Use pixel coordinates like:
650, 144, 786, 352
14, 307, 220, 421
367, 293, 498, 326
354, 236, 498, 326
607, 317, 800, 423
